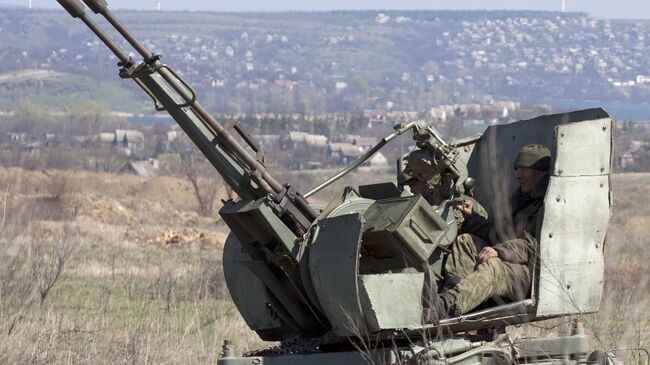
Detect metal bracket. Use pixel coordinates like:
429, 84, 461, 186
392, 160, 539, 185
152, 64, 197, 108
145, 53, 163, 65
277, 184, 312, 230
133, 78, 166, 111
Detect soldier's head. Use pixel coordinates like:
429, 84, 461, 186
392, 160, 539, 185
514, 144, 551, 193
397, 149, 438, 195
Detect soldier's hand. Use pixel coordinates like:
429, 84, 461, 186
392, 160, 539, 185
478, 247, 498, 263
455, 199, 474, 217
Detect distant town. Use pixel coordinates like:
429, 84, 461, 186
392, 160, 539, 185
2, 9, 650, 173
3, 9, 650, 114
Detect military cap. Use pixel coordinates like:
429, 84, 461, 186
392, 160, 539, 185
514, 144, 551, 171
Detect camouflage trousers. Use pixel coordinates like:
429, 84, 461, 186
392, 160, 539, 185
444, 234, 531, 314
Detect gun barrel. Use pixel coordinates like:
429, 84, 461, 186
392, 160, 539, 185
93, 5, 289, 196
88, 5, 156, 62
57, 0, 132, 65
57, 0, 85, 18
57, 1, 324, 334
56, 0, 317, 226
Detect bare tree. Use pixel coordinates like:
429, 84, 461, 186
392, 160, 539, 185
29, 229, 73, 306
169, 133, 232, 216
181, 151, 220, 216
0, 241, 33, 316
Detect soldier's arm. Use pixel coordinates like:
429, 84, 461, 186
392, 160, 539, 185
492, 238, 534, 264
460, 210, 498, 245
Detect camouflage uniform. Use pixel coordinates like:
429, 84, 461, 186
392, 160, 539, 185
442, 145, 550, 315
401, 144, 550, 317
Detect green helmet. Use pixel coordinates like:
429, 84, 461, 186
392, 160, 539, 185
514, 144, 551, 171
397, 149, 440, 187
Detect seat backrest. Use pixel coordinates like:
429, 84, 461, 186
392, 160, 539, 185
466, 108, 612, 317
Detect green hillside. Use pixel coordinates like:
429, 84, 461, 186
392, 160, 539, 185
0, 69, 147, 112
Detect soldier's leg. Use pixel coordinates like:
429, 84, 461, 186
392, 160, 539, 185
448, 258, 530, 314
444, 234, 489, 280
423, 234, 486, 323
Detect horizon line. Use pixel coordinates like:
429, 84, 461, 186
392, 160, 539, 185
3, 4, 649, 20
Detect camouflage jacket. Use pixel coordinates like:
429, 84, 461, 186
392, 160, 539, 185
460, 175, 549, 262
453, 193, 489, 225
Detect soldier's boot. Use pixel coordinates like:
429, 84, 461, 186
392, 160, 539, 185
423, 292, 461, 323
443, 275, 462, 290
440, 292, 462, 318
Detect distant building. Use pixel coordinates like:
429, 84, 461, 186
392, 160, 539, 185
167, 130, 178, 142
287, 131, 328, 150
367, 110, 387, 127
304, 134, 328, 149
98, 133, 115, 144
257, 134, 281, 150
329, 142, 363, 164
375, 13, 390, 24
345, 135, 378, 149
43, 133, 58, 147
6, 132, 27, 144
117, 159, 160, 178
618, 151, 635, 169
636, 75, 650, 85
367, 151, 389, 169
114, 130, 145, 150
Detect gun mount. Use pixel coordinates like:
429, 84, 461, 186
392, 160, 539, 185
56, 1, 635, 364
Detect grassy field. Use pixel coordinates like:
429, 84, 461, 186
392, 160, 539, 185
0, 167, 648, 364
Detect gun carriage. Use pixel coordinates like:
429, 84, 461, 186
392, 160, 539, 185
55, 2, 643, 364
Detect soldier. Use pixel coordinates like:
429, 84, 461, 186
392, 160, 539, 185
433, 144, 551, 320
401, 144, 551, 321
398, 149, 454, 206
398, 149, 488, 219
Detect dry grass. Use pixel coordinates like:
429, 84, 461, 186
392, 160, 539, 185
590, 173, 650, 353
0, 167, 266, 364
0, 224, 265, 364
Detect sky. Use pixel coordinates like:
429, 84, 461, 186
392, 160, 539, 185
4, 0, 650, 19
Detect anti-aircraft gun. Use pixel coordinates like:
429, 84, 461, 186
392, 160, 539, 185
56, 2, 648, 364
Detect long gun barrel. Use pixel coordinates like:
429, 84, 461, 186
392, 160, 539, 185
57, 0, 341, 337
56, 0, 316, 232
